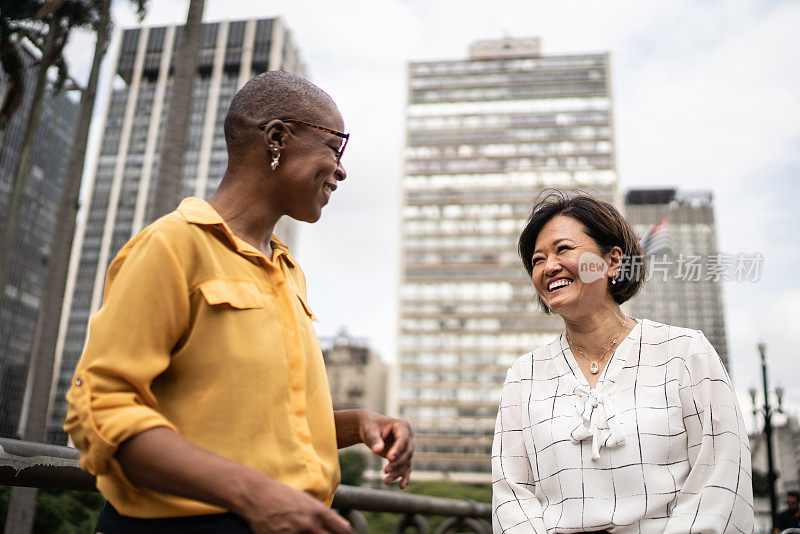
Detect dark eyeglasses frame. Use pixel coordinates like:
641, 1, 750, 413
259, 118, 349, 164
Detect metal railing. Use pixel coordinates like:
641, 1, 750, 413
0, 437, 491, 533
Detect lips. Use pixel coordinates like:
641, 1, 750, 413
547, 278, 574, 292
322, 181, 337, 194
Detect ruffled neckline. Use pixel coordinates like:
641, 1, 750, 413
548, 319, 643, 460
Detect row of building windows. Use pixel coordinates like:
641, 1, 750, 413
408, 97, 610, 117
398, 386, 502, 403
401, 317, 539, 333
404, 217, 524, 236
411, 83, 606, 104
404, 266, 526, 282
410, 55, 606, 77
403, 318, 501, 332
409, 69, 605, 90
401, 282, 516, 300
403, 170, 617, 191
407, 110, 608, 131
400, 370, 508, 385
404, 234, 515, 251
406, 423, 497, 442
405, 140, 612, 161
399, 350, 526, 367
405, 155, 612, 175
399, 332, 554, 352
409, 125, 610, 145
405, 250, 519, 265
403, 203, 518, 220
400, 299, 534, 316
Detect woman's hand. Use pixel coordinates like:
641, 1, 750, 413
334, 410, 414, 488
234, 476, 351, 533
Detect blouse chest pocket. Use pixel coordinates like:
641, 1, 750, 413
295, 293, 316, 321
198, 279, 265, 309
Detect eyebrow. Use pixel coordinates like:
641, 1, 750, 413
533, 238, 574, 255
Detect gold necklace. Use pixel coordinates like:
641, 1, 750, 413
566, 317, 627, 375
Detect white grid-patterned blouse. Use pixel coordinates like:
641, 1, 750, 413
492, 319, 753, 533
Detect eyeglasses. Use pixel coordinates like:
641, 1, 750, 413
260, 118, 349, 164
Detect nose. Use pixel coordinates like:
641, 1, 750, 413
543, 254, 561, 277
334, 160, 346, 181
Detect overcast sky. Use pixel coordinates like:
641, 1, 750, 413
63, 0, 800, 423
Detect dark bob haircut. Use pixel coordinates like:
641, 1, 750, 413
519, 190, 646, 312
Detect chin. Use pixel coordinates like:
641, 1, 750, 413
544, 297, 574, 316
298, 212, 322, 223
288, 207, 323, 223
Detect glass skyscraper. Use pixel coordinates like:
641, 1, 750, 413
624, 188, 729, 367
398, 38, 618, 480
0, 51, 79, 438
47, 17, 306, 444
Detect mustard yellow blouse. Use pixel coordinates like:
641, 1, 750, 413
64, 197, 339, 518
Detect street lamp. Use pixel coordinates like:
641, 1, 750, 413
749, 342, 783, 532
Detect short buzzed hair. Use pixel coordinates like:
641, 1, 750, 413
224, 71, 335, 157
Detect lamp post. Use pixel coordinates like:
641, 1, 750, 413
749, 342, 784, 532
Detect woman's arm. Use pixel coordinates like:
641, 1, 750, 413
117, 427, 351, 534
492, 364, 547, 533
664, 332, 754, 534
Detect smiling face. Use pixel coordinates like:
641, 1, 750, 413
530, 215, 619, 317
272, 103, 347, 223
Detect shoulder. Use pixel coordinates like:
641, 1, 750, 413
146, 209, 204, 248
639, 321, 728, 381
506, 333, 560, 379
507, 351, 533, 378
638, 319, 706, 355
639, 318, 698, 341
128, 210, 209, 259
107, 211, 200, 281
124, 209, 195, 249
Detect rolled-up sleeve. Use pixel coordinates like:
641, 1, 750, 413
64, 231, 188, 477
664, 332, 754, 533
492, 363, 547, 533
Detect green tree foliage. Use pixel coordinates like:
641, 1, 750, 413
362, 480, 491, 532
0, 486, 104, 533
339, 450, 368, 487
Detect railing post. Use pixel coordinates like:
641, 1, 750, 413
434, 516, 492, 534
340, 509, 369, 534
393, 513, 430, 533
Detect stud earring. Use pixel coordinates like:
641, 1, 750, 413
270, 151, 280, 171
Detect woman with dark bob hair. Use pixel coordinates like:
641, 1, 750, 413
492, 192, 752, 534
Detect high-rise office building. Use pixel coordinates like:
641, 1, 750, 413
46, 17, 306, 444
398, 37, 617, 480
0, 51, 80, 438
624, 188, 729, 366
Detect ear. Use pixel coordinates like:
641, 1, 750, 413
260, 119, 290, 151
605, 246, 623, 278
